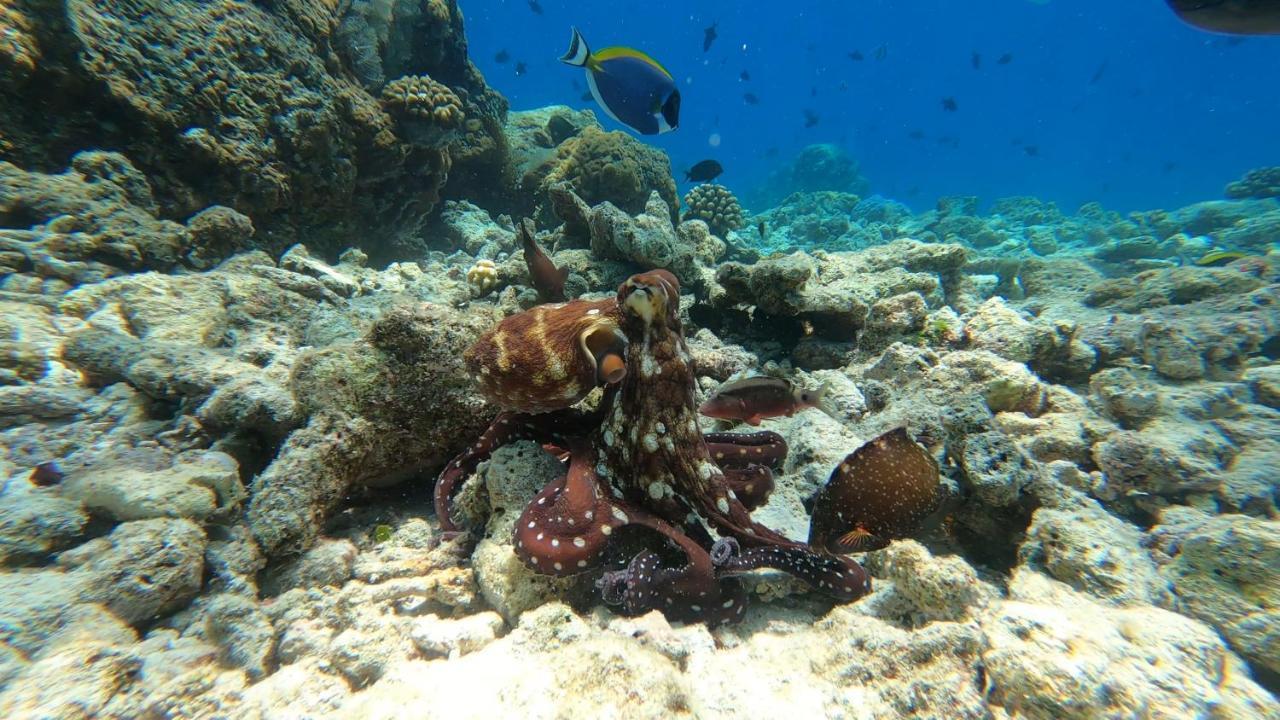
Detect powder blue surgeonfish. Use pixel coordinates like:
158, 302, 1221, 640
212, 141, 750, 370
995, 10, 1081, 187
559, 27, 681, 135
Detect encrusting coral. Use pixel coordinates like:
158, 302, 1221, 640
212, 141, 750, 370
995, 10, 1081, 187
436, 270, 942, 625
683, 183, 745, 238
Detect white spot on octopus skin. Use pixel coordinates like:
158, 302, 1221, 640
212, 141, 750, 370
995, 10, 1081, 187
528, 521, 536, 529
716, 497, 730, 514
573, 536, 586, 548
578, 559, 588, 568
601, 525, 613, 536
612, 507, 628, 524
551, 539, 560, 548
554, 562, 563, 571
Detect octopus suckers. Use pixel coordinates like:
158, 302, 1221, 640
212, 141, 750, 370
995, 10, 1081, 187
643, 433, 659, 452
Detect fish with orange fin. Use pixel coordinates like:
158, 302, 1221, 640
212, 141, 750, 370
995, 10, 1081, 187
698, 375, 836, 426
809, 427, 941, 553
517, 218, 569, 302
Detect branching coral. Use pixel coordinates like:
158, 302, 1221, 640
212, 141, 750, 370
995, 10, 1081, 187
683, 183, 745, 238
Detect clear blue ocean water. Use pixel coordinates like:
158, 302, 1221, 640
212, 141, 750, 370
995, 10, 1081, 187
466, 0, 1279, 214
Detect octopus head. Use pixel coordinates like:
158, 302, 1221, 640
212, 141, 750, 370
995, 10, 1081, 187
617, 269, 681, 331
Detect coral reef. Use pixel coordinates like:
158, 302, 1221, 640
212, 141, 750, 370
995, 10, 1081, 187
0, 0, 506, 258
1226, 166, 1280, 200
682, 183, 745, 238
1, 5, 1279, 711
510, 111, 679, 224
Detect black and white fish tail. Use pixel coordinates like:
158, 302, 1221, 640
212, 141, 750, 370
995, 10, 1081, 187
559, 26, 590, 67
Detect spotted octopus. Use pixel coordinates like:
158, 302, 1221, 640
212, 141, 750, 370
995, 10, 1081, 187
435, 270, 935, 625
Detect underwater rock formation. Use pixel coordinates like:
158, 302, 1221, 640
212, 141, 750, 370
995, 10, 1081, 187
0, 0, 506, 259
1226, 166, 1280, 200
505, 108, 678, 224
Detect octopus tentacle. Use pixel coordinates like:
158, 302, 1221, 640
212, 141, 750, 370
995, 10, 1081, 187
711, 538, 871, 602
513, 441, 619, 575
705, 430, 788, 469
434, 398, 613, 533
719, 465, 775, 511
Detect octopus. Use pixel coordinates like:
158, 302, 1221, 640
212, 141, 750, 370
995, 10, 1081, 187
435, 270, 938, 625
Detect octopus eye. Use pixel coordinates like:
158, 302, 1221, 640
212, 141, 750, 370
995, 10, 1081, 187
582, 325, 628, 385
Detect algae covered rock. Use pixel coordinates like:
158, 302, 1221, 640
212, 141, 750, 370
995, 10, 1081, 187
0, 152, 191, 282
250, 302, 492, 557
1149, 507, 1280, 679
529, 123, 678, 222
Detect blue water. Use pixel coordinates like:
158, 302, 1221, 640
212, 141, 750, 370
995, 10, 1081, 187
465, 0, 1279, 214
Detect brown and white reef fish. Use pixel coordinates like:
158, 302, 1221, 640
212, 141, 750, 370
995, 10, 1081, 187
809, 427, 941, 553
517, 218, 568, 302
699, 375, 834, 426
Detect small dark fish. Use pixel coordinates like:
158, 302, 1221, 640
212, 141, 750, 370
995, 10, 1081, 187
1024, 145, 1039, 157
908, 129, 925, 140
873, 44, 888, 60
1165, 0, 1280, 35
757, 220, 767, 240
518, 218, 568, 302
580, 91, 594, 102
838, 81, 849, 91
495, 50, 510, 64
810, 86, 818, 97
941, 97, 958, 111
937, 135, 960, 149
699, 376, 832, 426
743, 92, 760, 105
703, 21, 718, 52
527, 0, 543, 15
684, 159, 723, 183
971, 51, 982, 69
1090, 60, 1109, 85
1162, 161, 1178, 174
29, 461, 63, 487
848, 50, 864, 61
740, 70, 751, 81
515, 61, 527, 76
765, 146, 779, 157
803, 109, 820, 128
808, 427, 941, 554
997, 53, 1013, 65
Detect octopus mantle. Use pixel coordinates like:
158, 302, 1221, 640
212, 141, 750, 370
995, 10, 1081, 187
435, 270, 869, 625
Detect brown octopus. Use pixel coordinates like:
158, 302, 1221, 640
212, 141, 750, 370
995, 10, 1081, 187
435, 270, 933, 625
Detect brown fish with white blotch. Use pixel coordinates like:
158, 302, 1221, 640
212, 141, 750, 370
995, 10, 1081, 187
698, 375, 834, 426
809, 427, 941, 553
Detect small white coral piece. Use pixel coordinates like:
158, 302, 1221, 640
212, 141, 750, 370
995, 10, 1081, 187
467, 258, 499, 297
